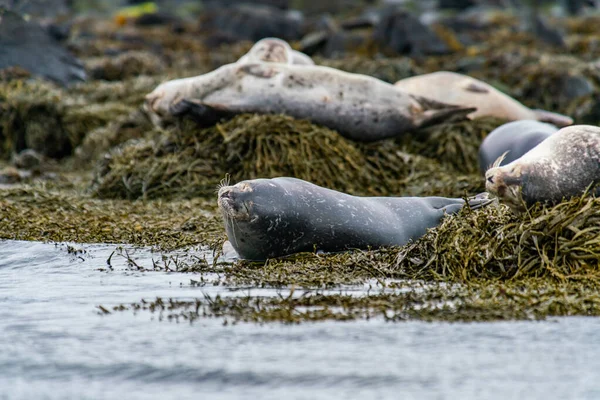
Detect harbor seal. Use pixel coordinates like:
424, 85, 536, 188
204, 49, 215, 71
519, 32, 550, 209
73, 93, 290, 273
218, 177, 491, 260
145, 63, 474, 142
394, 71, 573, 127
478, 120, 558, 174
485, 125, 600, 212
237, 37, 315, 65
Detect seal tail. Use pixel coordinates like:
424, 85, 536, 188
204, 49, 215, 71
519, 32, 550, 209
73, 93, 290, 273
410, 94, 476, 129
532, 109, 573, 128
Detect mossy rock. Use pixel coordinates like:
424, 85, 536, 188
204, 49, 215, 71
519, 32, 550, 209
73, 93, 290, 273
91, 113, 491, 200
0, 81, 71, 159
318, 56, 420, 83
396, 195, 600, 282
86, 51, 168, 81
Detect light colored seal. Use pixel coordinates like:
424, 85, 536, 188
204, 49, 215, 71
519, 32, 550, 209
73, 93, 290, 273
217, 177, 491, 260
478, 120, 559, 174
145, 63, 474, 142
237, 37, 315, 65
485, 125, 600, 212
394, 71, 573, 127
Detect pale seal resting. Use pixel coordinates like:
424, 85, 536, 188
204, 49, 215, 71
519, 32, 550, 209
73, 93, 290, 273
237, 37, 314, 65
394, 71, 573, 127
478, 120, 559, 174
145, 63, 474, 142
485, 125, 600, 212
218, 177, 491, 260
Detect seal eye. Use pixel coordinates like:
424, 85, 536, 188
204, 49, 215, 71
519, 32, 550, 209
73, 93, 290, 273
487, 175, 494, 184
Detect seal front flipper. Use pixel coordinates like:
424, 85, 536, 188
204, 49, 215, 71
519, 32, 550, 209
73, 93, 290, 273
238, 63, 280, 78
532, 109, 573, 128
170, 99, 241, 128
410, 94, 476, 129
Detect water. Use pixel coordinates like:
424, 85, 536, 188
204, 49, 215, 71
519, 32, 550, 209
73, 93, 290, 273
1, 240, 599, 400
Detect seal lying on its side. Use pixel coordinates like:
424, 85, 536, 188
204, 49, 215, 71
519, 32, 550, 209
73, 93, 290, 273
145, 63, 474, 142
218, 177, 491, 260
478, 120, 558, 174
485, 125, 600, 212
394, 71, 573, 127
237, 37, 314, 65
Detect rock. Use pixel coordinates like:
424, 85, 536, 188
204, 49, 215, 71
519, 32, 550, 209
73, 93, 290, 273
373, 9, 451, 56
201, 4, 305, 43
0, 8, 86, 86
12, 149, 45, 171
0, 166, 23, 184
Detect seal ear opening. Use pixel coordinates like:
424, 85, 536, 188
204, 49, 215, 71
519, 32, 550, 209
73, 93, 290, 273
532, 109, 574, 128
170, 99, 240, 128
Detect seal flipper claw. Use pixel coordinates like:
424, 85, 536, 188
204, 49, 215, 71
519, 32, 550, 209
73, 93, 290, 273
170, 99, 240, 128
532, 109, 573, 128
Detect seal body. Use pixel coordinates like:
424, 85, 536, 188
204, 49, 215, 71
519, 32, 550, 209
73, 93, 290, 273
218, 177, 488, 260
394, 71, 573, 127
145, 63, 474, 142
237, 37, 314, 65
478, 120, 558, 174
485, 125, 600, 212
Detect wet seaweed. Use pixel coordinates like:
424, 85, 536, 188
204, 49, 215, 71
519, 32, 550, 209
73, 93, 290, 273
107, 279, 600, 324
92, 114, 496, 200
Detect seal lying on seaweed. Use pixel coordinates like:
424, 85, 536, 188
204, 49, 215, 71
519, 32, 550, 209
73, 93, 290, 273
145, 62, 474, 142
218, 177, 491, 260
485, 125, 600, 212
394, 71, 573, 127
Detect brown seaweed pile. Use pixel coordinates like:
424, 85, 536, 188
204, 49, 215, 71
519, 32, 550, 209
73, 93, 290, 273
91, 114, 497, 200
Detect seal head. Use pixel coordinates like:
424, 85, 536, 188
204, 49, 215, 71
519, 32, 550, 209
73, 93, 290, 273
237, 37, 294, 64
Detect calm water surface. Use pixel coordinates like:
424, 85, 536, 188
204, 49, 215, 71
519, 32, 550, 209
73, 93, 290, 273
1, 240, 599, 400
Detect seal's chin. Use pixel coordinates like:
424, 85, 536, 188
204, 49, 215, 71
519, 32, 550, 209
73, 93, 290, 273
485, 167, 526, 213
217, 184, 253, 221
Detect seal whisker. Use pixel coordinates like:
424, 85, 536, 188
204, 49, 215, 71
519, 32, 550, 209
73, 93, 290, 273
216, 174, 232, 193
491, 151, 510, 169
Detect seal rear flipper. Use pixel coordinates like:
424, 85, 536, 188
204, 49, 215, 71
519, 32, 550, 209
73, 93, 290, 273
532, 109, 573, 128
465, 192, 495, 210
413, 105, 477, 129
170, 99, 241, 128
409, 94, 476, 129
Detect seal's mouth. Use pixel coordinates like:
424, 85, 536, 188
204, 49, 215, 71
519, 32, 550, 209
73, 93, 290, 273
485, 166, 526, 212
217, 183, 253, 221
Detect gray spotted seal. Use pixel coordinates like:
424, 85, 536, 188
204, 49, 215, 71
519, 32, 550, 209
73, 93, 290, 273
218, 177, 491, 260
478, 120, 559, 174
237, 37, 314, 65
145, 63, 474, 142
394, 71, 573, 127
485, 125, 600, 212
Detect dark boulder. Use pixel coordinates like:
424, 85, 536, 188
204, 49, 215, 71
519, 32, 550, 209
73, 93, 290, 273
0, 9, 86, 86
